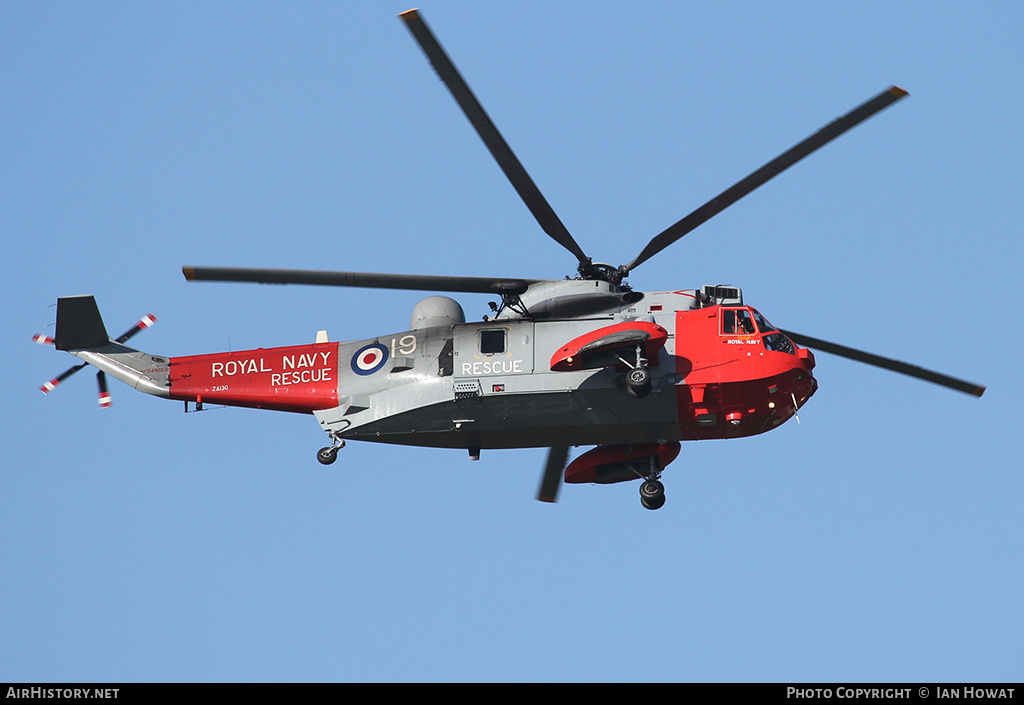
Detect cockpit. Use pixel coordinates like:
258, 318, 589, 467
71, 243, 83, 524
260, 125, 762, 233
721, 308, 756, 335
720, 307, 796, 355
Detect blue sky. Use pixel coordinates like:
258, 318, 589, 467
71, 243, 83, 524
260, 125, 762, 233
3, 2, 1021, 682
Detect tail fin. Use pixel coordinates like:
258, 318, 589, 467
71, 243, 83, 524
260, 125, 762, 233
54, 295, 110, 350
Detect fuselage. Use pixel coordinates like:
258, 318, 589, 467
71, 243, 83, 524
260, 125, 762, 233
161, 287, 817, 451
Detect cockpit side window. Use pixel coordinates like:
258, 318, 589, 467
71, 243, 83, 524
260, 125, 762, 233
722, 308, 756, 335
751, 309, 776, 334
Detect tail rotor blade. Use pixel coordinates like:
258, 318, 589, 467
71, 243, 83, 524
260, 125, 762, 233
537, 446, 570, 503
96, 371, 111, 408
116, 314, 157, 343
40, 363, 87, 394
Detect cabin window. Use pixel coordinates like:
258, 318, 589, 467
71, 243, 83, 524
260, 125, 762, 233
721, 308, 756, 335
479, 329, 506, 355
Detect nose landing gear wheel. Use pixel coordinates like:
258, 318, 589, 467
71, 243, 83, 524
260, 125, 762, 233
317, 447, 338, 465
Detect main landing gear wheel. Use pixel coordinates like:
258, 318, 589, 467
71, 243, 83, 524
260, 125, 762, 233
626, 366, 652, 398
639, 479, 666, 510
623, 342, 652, 398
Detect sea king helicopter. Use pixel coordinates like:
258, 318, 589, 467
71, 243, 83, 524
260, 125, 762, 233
35, 10, 984, 509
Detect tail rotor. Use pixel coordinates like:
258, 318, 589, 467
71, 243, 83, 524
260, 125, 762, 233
33, 311, 157, 407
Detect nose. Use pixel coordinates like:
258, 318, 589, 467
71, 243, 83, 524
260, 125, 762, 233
793, 348, 817, 402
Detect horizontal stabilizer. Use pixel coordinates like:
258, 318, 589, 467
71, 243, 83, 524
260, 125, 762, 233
54, 296, 109, 350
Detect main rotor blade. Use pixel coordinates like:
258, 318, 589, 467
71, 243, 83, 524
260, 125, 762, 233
537, 445, 570, 503
624, 86, 909, 273
400, 9, 591, 267
183, 266, 543, 296
779, 329, 985, 397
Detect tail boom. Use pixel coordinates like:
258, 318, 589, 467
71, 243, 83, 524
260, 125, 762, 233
72, 346, 171, 398
167, 343, 340, 413
43, 296, 340, 413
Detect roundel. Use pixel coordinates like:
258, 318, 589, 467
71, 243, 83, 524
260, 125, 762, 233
351, 343, 389, 376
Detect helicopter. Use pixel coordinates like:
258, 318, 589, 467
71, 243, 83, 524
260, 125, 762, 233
34, 9, 984, 510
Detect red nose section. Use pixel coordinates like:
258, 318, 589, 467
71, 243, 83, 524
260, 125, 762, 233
169, 343, 339, 413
